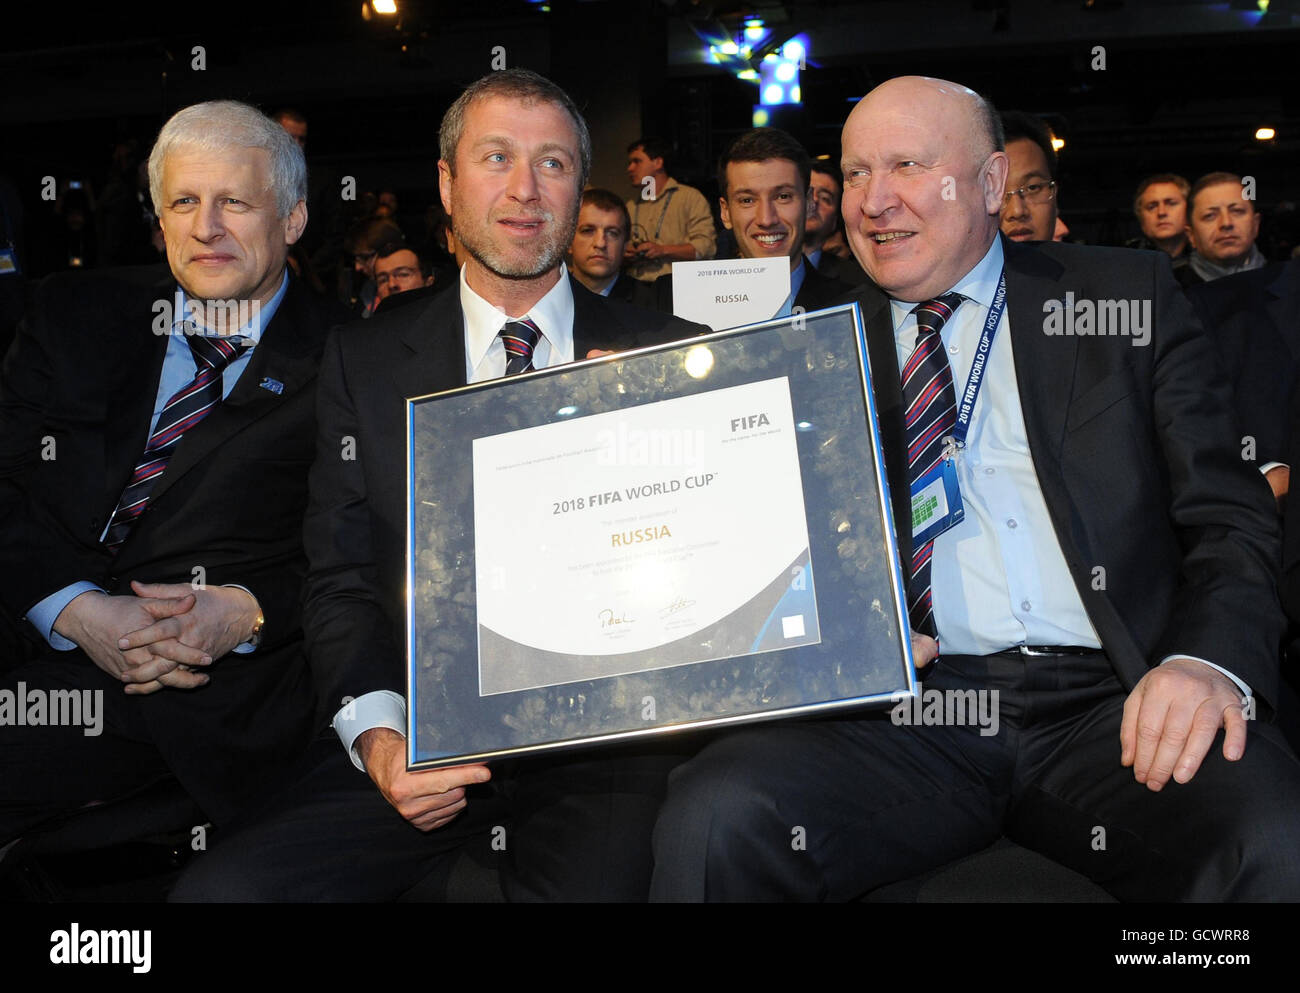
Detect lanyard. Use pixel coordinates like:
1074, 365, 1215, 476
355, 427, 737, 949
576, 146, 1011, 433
633, 185, 678, 242
946, 268, 1007, 451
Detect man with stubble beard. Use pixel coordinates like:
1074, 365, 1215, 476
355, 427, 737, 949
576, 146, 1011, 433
173, 69, 705, 903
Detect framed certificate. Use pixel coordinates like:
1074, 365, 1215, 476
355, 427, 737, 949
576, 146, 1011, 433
405, 304, 916, 769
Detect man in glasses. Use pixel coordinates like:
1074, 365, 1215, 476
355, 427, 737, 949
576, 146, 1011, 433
999, 111, 1059, 244
345, 218, 401, 318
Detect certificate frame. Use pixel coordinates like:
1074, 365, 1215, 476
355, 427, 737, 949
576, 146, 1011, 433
405, 304, 916, 770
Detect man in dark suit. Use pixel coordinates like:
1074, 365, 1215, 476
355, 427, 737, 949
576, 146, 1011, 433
1186, 260, 1300, 504
0, 100, 327, 841
653, 127, 852, 319
650, 76, 1300, 901
568, 188, 656, 308
172, 69, 704, 902
1187, 259, 1300, 746
804, 162, 868, 287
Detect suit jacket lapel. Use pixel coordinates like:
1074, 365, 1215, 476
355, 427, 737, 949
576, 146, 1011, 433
103, 275, 172, 511
856, 282, 913, 564
1002, 238, 1075, 480
392, 286, 469, 401
146, 278, 326, 508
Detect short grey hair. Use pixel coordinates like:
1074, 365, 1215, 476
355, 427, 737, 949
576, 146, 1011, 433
148, 99, 307, 218
975, 91, 1005, 156
438, 68, 591, 189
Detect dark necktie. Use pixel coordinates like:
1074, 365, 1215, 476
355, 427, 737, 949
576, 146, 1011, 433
103, 333, 250, 551
902, 293, 963, 635
499, 318, 541, 376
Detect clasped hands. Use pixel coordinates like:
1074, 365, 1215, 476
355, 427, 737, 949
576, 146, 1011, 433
53, 581, 261, 695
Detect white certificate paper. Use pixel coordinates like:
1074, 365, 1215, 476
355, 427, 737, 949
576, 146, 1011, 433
670, 257, 791, 330
472, 376, 820, 695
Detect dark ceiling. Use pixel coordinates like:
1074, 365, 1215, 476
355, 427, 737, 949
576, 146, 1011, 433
4, 0, 1298, 251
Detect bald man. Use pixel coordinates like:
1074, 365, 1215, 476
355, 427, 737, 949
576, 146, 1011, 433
651, 76, 1300, 902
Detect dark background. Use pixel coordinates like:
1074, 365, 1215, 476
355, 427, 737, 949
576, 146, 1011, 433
3, 0, 1298, 275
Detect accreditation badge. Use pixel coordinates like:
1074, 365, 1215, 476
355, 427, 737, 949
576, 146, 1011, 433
911, 456, 964, 546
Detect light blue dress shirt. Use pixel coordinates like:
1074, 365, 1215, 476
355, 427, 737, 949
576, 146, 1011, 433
27, 271, 289, 649
888, 239, 1248, 695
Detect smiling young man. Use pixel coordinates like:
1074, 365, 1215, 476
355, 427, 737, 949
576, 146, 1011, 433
173, 69, 704, 903
0, 100, 328, 846
650, 76, 1300, 902
715, 128, 853, 316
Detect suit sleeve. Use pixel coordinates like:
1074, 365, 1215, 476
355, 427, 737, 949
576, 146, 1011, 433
301, 328, 402, 723
0, 274, 110, 620
1147, 261, 1285, 703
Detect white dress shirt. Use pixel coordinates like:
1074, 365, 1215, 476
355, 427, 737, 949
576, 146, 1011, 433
335, 266, 577, 767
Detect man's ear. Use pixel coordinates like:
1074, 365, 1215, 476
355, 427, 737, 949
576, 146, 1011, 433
438, 159, 453, 217
284, 199, 308, 246
981, 151, 1010, 216
719, 195, 733, 231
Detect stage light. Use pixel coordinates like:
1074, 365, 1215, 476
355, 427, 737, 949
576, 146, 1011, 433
1256, 126, 1276, 140
744, 18, 766, 42
763, 84, 785, 105
736, 69, 759, 81
752, 107, 770, 127
1051, 136, 1065, 151
775, 62, 796, 83
719, 40, 739, 55
783, 39, 805, 64
372, 0, 397, 13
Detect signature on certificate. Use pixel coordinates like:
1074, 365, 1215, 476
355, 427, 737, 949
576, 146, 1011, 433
598, 608, 634, 628
659, 596, 697, 618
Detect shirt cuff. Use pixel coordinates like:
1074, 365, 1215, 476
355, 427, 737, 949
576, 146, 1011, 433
27, 582, 105, 650
1259, 462, 1287, 475
332, 690, 406, 771
1159, 654, 1252, 701
220, 583, 258, 655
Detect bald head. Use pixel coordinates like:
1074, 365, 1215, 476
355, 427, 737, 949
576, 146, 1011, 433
851, 76, 1002, 161
840, 76, 1008, 301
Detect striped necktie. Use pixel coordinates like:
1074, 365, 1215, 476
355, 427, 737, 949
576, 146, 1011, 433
103, 333, 249, 552
499, 318, 541, 376
902, 293, 963, 635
